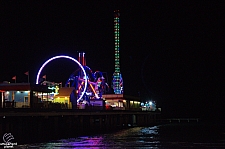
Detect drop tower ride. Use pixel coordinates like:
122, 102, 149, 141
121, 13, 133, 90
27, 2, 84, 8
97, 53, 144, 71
113, 10, 123, 94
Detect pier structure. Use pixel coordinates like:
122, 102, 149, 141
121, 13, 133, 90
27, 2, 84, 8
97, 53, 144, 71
0, 109, 160, 144
159, 118, 199, 123
0, 83, 141, 110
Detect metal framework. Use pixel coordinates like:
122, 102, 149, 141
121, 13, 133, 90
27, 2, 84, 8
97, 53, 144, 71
113, 10, 123, 94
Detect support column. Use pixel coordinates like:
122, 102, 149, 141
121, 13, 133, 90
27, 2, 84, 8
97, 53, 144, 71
30, 90, 33, 108
1, 92, 4, 108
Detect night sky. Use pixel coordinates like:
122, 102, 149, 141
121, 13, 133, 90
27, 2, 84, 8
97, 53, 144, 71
1, 1, 224, 119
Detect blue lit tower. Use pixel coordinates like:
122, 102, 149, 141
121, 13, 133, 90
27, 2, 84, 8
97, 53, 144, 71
113, 10, 123, 94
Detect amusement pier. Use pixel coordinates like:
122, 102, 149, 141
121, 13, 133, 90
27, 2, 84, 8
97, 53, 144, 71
0, 10, 160, 144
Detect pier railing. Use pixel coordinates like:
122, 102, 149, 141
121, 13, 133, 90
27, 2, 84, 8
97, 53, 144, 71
158, 118, 199, 123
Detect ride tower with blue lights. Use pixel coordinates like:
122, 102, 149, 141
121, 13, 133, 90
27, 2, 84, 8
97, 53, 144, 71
112, 10, 123, 94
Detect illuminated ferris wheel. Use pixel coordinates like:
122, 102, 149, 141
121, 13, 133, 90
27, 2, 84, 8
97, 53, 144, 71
36, 55, 88, 102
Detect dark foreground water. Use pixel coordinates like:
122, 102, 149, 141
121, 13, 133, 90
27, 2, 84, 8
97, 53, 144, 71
16, 123, 225, 148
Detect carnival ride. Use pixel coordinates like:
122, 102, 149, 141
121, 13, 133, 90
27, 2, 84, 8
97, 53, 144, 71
65, 65, 109, 105
36, 53, 109, 106
36, 55, 88, 102
112, 10, 123, 94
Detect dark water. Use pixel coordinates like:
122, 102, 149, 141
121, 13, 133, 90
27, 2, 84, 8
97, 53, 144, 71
16, 123, 225, 148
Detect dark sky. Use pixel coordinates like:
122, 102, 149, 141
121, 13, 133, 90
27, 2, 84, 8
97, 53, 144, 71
1, 1, 224, 118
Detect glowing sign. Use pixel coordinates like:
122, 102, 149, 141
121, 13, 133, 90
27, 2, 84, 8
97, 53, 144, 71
36, 55, 87, 102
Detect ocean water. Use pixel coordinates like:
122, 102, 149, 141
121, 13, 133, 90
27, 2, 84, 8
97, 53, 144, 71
16, 123, 225, 148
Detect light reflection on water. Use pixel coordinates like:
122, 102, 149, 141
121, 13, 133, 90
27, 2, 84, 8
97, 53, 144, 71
16, 124, 225, 149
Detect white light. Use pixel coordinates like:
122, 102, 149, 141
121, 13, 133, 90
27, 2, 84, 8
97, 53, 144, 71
35, 55, 87, 102
149, 101, 152, 105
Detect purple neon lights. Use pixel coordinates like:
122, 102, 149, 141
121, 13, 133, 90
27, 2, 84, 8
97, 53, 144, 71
36, 55, 87, 102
